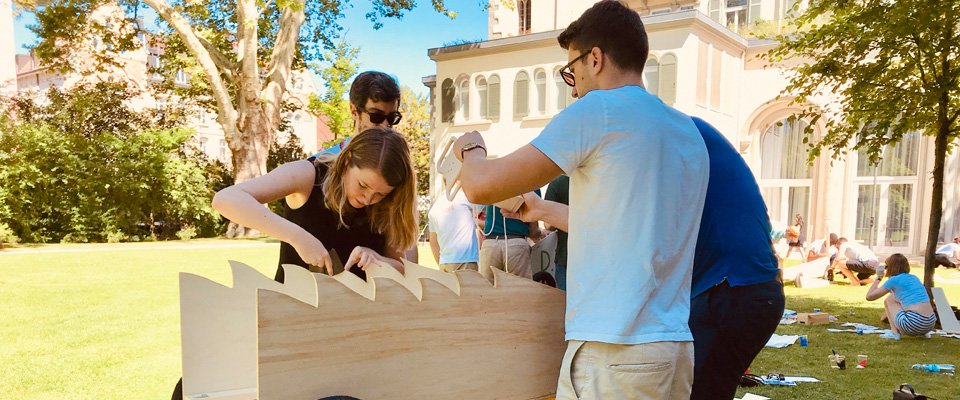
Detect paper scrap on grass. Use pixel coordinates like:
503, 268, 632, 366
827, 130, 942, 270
737, 393, 771, 400
783, 376, 820, 383
765, 334, 800, 348
780, 309, 798, 324
932, 330, 960, 339
827, 322, 890, 335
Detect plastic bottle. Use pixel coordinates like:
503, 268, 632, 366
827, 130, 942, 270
911, 364, 956, 375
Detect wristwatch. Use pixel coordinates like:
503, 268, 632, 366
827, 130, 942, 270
460, 142, 486, 159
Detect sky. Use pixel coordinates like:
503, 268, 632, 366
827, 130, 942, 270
11, 2, 489, 96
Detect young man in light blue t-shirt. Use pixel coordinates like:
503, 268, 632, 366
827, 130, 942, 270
453, 2, 709, 398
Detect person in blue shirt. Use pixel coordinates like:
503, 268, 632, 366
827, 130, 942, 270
454, 2, 710, 397
687, 117, 785, 400
866, 253, 937, 340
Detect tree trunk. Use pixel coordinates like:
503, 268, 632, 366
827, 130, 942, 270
224, 103, 276, 238
923, 106, 949, 290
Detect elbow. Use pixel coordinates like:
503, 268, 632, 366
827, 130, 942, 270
211, 188, 231, 213
462, 184, 493, 205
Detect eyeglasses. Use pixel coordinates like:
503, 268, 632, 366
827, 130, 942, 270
359, 106, 403, 126
560, 50, 592, 87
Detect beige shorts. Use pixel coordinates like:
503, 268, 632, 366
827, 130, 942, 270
555, 340, 694, 400
479, 238, 532, 279
439, 262, 478, 273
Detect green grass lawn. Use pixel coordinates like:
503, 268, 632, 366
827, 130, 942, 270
1, 241, 958, 399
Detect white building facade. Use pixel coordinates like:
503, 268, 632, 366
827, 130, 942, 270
427, 0, 960, 256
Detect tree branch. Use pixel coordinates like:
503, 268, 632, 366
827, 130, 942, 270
141, 0, 239, 129
263, 0, 306, 123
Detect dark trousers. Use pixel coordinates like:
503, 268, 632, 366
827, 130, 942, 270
935, 254, 957, 268
689, 279, 785, 400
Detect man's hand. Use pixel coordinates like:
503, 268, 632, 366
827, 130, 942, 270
501, 192, 544, 223
453, 131, 487, 161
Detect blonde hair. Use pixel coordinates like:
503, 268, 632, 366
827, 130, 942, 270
320, 127, 418, 251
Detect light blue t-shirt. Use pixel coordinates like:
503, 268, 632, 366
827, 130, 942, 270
530, 85, 709, 344
883, 273, 930, 308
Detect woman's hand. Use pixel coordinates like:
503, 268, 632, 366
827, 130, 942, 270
345, 246, 387, 272
291, 233, 333, 275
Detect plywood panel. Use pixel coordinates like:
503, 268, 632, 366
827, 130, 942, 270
179, 262, 317, 399
257, 265, 566, 400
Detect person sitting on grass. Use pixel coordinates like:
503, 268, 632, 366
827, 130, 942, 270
865, 253, 937, 340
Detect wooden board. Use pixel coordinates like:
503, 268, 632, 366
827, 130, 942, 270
179, 262, 317, 399
931, 287, 960, 333
256, 262, 566, 400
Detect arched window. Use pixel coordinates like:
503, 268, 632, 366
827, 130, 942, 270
476, 76, 488, 119
441, 78, 454, 122
457, 78, 470, 121
759, 117, 812, 229
514, 71, 530, 118
534, 69, 546, 114
659, 54, 678, 105
554, 68, 573, 111
488, 74, 501, 121
644, 58, 659, 96
518, 0, 532, 34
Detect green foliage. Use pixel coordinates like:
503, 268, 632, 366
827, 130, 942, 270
266, 132, 307, 215
0, 81, 221, 243
764, 0, 960, 163
395, 86, 431, 199
308, 39, 360, 145
0, 222, 19, 248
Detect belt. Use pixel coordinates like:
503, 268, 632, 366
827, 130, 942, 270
484, 234, 526, 240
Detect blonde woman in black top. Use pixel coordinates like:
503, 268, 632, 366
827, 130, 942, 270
212, 127, 418, 281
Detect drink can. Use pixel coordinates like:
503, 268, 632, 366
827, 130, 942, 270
799, 335, 808, 347
813, 308, 821, 313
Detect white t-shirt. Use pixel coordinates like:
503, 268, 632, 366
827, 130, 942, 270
428, 192, 479, 264
841, 241, 878, 263
530, 85, 709, 344
937, 242, 960, 257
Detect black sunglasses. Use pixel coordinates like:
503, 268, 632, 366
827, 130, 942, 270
560, 50, 592, 87
359, 106, 403, 126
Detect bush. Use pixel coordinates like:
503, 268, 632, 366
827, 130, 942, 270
176, 225, 197, 241
0, 222, 19, 248
0, 81, 221, 243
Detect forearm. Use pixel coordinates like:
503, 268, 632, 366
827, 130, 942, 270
429, 236, 441, 264
212, 187, 309, 244
533, 201, 570, 232
865, 280, 885, 301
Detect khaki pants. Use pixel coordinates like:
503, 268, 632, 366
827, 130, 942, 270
556, 340, 694, 400
439, 262, 478, 273
479, 238, 532, 279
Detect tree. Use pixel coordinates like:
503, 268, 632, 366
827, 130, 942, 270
766, 0, 960, 289
0, 81, 221, 242
25, 0, 456, 236
395, 85, 431, 199
308, 39, 360, 149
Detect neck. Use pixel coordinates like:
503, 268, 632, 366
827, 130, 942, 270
595, 68, 645, 91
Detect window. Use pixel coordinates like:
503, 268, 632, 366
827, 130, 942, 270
534, 70, 546, 114
854, 130, 921, 248
488, 75, 501, 121
219, 139, 228, 161
659, 54, 677, 105
554, 68, 573, 110
197, 137, 208, 153
644, 58, 659, 96
759, 118, 812, 226
441, 79, 454, 123
148, 53, 162, 81
175, 69, 188, 85
710, 0, 762, 33
476, 76, 488, 119
514, 71, 530, 118
518, 0, 532, 34
457, 78, 470, 121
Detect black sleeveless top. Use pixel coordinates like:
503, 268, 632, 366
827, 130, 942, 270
275, 157, 386, 282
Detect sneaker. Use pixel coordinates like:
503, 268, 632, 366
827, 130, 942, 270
826, 269, 834, 281
880, 331, 901, 340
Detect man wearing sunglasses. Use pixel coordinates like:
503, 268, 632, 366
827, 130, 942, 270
452, 1, 708, 399
317, 71, 403, 156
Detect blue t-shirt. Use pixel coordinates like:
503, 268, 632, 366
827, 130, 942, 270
530, 85, 709, 344
482, 190, 541, 237
691, 117, 780, 298
883, 273, 930, 308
